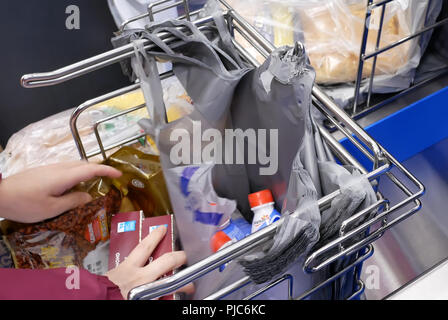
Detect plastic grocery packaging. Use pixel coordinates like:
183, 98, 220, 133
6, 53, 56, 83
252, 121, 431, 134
320, 163, 378, 300
240, 156, 321, 285
1, 142, 174, 277
2, 189, 121, 271
124, 18, 254, 221
308, 123, 378, 299
227, 40, 323, 286
104, 146, 173, 217
0, 101, 145, 178
211, 210, 252, 272
195, 209, 264, 300
414, 2, 448, 84
163, 165, 238, 264
211, 218, 252, 254
225, 0, 443, 108
0, 108, 97, 178
0, 77, 194, 178
248, 190, 281, 233
74, 146, 173, 217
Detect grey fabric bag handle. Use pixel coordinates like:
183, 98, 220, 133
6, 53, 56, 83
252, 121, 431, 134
130, 18, 250, 133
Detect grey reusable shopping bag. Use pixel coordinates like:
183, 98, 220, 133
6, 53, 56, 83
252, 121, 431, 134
123, 15, 324, 296
125, 5, 377, 299
222, 42, 323, 286
310, 122, 378, 299
320, 163, 377, 300
114, 19, 255, 265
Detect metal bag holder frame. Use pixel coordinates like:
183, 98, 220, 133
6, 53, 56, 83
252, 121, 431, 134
351, 0, 448, 118
20, 0, 424, 300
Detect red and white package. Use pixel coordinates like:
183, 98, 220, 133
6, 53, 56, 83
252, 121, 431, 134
84, 208, 110, 245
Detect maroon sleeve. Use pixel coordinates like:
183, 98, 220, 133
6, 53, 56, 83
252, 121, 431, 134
0, 268, 123, 300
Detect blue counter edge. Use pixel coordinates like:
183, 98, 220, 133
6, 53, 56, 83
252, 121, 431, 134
340, 86, 448, 168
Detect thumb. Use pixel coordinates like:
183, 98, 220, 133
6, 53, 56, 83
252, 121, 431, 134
53, 192, 93, 214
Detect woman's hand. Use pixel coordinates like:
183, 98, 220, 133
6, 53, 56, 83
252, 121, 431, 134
106, 226, 193, 300
0, 161, 122, 223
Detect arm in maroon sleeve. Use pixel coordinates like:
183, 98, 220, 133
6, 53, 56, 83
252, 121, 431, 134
0, 268, 123, 300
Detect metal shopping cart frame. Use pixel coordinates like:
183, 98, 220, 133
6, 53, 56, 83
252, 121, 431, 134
351, 0, 448, 118
20, 0, 424, 300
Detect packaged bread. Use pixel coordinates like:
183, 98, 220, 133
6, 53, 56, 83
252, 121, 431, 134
226, 0, 417, 85
0, 77, 193, 178
297, 0, 411, 84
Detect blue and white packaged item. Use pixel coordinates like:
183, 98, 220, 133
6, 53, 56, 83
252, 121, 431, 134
248, 189, 281, 233
210, 215, 252, 272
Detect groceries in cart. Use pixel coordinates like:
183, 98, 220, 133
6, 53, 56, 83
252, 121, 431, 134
2, 188, 121, 270
211, 211, 252, 256
0, 0, 386, 300
0, 145, 174, 274
249, 190, 281, 233
102, 146, 173, 216
74, 146, 173, 218
228, 0, 414, 84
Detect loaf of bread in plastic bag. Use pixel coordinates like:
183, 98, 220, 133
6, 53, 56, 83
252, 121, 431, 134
226, 0, 415, 84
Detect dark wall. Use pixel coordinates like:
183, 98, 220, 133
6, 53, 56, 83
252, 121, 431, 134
0, 0, 131, 146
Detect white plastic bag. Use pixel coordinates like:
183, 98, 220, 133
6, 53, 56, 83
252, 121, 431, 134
226, 0, 442, 106
163, 164, 237, 264
0, 78, 193, 178
0, 108, 100, 178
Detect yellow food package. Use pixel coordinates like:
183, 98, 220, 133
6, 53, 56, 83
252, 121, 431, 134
105, 147, 173, 218
74, 146, 173, 217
